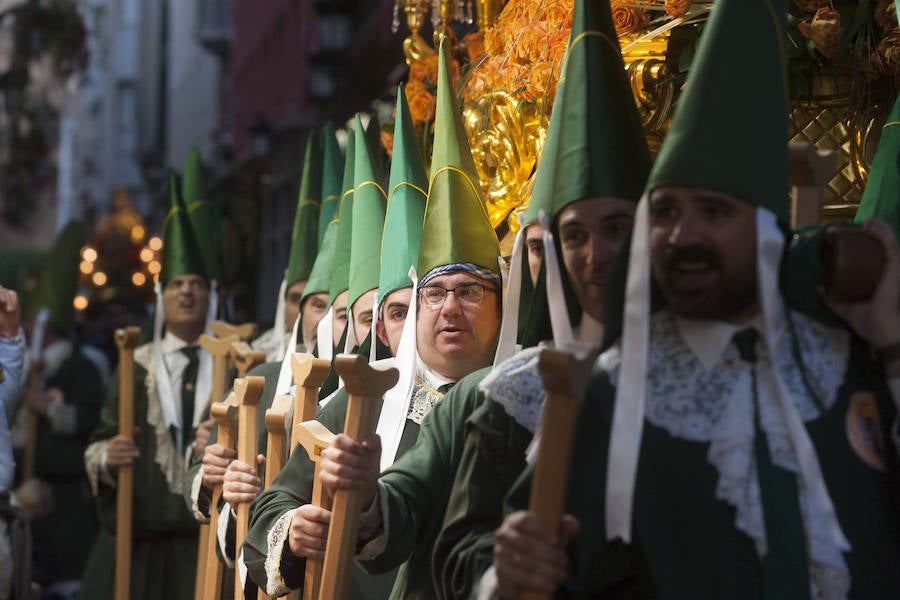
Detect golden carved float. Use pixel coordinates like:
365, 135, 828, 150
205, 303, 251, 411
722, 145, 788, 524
390, 0, 899, 234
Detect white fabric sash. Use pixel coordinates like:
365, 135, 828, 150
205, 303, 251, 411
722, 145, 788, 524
274, 313, 302, 396
493, 227, 524, 366
375, 267, 419, 471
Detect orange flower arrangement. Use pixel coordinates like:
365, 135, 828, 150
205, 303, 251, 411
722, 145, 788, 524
664, 0, 693, 19
874, 0, 898, 32
798, 7, 844, 59
611, 0, 650, 36
404, 50, 460, 126
462, 0, 573, 104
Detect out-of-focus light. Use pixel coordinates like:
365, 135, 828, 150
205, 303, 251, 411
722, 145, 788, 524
92, 272, 107, 286
73, 296, 89, 310
147, 260, 161, 275
82, 247, 98, 262
132, 272, 147, 286
79, 260, 94, 274
148, 236, 162, 251
130, 225, 146, 243
140, 248, 154, 262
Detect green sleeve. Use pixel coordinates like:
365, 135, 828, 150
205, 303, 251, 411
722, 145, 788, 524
359, 368, 489, 576
243, 388, 351, 593
433, 397, 533, 599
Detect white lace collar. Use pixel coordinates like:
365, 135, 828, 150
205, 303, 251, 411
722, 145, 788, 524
599, 308, 852, 598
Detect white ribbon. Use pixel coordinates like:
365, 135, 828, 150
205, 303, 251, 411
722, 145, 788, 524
605, 195, 652, 542
755, 209, 850, 554
493, 228, 524, 366
369, 293, 380, 363
539, 209, 577, 351
317, 307, 334, 362
271, 275, 288, 360
274, 313, 302, 396
29, 307, 49, 364
375, 267, 419, 471
344, 302, 359, 354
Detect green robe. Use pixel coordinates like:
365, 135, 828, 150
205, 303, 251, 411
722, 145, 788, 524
243, 367, 474, 599
78, 342, 200, 600
357, 367, 490, 599
31, 346, 104, 584
497, 325, 900, 599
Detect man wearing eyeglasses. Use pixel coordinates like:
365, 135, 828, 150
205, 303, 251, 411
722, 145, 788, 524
242, 44, 503, 599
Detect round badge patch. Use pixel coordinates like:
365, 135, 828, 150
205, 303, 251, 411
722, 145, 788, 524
845, 392, 887, 472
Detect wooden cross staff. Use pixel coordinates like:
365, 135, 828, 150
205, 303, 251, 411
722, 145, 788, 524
255, 393, 295, 600
523, 347, 597, 600
194, 333, 239, 600
290, 353, 331, 449
233, 375, 266, 600
202, 394, 238, 600
296, 419, 336, 600
21, 358, 44, 481
230, 342, 267, 379
114, 326, 141, 600
318, 354, 398, 600
211, 320, 256, 343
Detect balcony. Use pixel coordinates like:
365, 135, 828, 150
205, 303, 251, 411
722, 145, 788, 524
196, 0, 233, 57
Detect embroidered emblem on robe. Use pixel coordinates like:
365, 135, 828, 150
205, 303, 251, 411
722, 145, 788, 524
846, 391, 887, 472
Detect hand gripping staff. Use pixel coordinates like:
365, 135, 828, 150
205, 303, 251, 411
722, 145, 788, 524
233, 375, 266, 600
522, 347, 597, 600
194, 332, 239, 599
113, 326, 141, 600
318, 355, 398, 600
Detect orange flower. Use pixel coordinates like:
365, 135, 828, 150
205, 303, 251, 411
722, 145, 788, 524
464, 31, 486, 62
664, 0, 692, 19
523, 62, 554, 103
405, 80, 436, 124
409, 54, 439, 84
380, 130, 394, 159
798, 8, 843, 59
611, 0, 650, 36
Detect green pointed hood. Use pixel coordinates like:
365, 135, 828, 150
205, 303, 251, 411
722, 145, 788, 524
328, 129, 356, 305
162, 169, 208, 286
286, 130, 322, 286
645, 0, 789, 221
365, 113, 387, 182
418, 40, 500, 278
319, 122, 344, 247
303, 218, 339, 301
30, 220, 86, 333
379, 84, 428, 301
525, 0, 650, 225
348, 115, 389, 309
855, 95, 900, 238
182, 147, 222, 280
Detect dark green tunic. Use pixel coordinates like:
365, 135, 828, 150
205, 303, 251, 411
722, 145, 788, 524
499, 334, 900, 599
78, 345, 200, 600
31, 347, 104, 583
357, 367, 490, 599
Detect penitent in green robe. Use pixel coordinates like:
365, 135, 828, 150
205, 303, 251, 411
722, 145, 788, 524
77, 343, 200, 600
501, 320, 900, 599
31, 347, 104, 584
243, 366, 485, 599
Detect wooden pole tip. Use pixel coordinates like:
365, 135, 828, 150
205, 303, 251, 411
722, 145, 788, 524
291, 353, 332, 388
333, 354, 399, 397
114, 326, 142, 350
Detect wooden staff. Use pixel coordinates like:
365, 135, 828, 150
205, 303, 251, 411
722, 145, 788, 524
290, 353, 331, 449
233, 375, 265, 600
194, 333, 240, 600
202, 394, 238, 600
296, 419, 336, 600
21, 359, 44, 481
211, 320, 256, 343
318, 355, 398, 600
114, 326, 141, 600
522, 348, 597, 600
230, 342, 267, 379
253, 393, 294, 600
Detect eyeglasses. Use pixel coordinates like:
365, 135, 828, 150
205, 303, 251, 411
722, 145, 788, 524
418, 283, 496, 309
